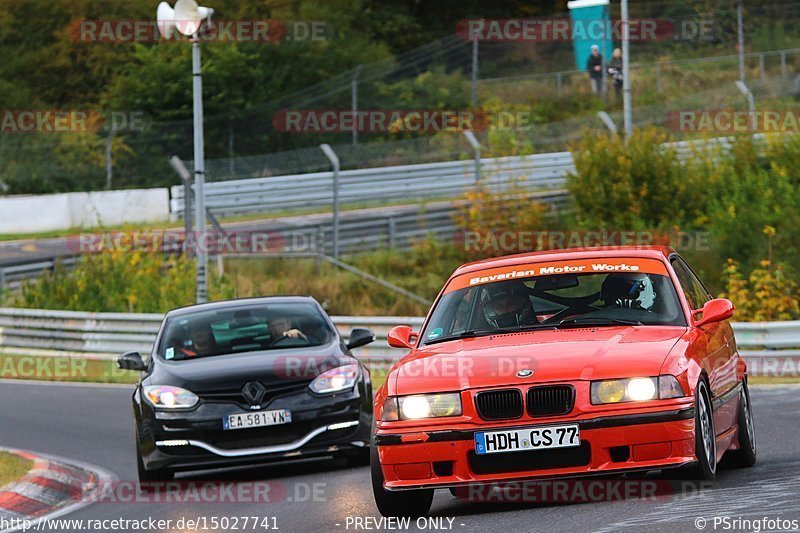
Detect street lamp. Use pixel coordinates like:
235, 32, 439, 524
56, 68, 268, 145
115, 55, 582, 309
157, 0, 214, 303
621, 0, 632, 138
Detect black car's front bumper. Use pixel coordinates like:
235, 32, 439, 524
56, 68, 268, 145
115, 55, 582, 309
136, 380, 372, 472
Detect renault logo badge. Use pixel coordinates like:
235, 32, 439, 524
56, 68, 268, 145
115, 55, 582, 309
516, 369, 534, 378
242, 381, 267, 406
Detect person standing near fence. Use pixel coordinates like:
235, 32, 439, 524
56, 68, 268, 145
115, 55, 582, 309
608, 47, 623, 100
587, 44, 604, 94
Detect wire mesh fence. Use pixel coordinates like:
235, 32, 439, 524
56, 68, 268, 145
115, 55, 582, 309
3, 0, 800, 195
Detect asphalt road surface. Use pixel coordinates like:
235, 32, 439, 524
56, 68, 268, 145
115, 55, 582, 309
1, 380, 798, 533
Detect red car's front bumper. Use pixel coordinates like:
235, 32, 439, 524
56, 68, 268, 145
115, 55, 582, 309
375, 402, 696, 491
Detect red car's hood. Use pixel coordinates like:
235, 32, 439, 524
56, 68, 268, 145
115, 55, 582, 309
392, 326, 687, 395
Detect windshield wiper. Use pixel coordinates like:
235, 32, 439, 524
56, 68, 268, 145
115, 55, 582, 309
425, 324, 556, 345
556, 317, 644, 328
425, 329, 496, 345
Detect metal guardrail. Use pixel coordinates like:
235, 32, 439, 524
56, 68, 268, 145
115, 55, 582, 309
1, 308, 798, 376
220, 190, 570, 256
0, 190, 570, 292
168, 134, 767, 221
169, 152, 575, 219
0, 257, 80, 293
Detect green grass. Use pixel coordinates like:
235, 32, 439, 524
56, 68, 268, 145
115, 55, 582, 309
370, 365, 389, 391
0, 353, 138, 384
0, 452, 32, 489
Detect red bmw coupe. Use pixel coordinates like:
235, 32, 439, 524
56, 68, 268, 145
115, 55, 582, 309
371, 247, 756, 517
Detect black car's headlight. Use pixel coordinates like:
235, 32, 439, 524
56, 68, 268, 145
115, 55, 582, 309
143, 385, 199, 409
309, 364, 360, 394
381, 393, 462, 421
591, 375, 685, 405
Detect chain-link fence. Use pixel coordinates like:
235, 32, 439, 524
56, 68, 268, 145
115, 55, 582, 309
3, 0, 800, 194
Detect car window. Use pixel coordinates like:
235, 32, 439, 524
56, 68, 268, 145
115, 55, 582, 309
422, 259, 686, 343
158, 302, 335, 361
671, 257, 712, 310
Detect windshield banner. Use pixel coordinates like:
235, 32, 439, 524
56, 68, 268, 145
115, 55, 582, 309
445, 258, 669, 293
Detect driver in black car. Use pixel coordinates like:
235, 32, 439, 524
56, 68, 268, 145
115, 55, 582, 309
268, 317, 306, 342
481, 281, 538, 329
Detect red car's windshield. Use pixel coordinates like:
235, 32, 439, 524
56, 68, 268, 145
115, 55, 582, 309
422, 259, 686, 344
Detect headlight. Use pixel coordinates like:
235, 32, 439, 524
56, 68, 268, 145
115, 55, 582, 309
309, 364, 359, 394
591, 376, 685, 405
381, 393, 462, 421
658, 374, 685, 399
143, 385, 198, 409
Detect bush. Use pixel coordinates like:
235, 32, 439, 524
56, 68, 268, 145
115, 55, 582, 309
707, 168, 800, 272
452, 181, 550, 260
566, 127, 713, 231
721, 259, 800, 321
10, 251, 233, 313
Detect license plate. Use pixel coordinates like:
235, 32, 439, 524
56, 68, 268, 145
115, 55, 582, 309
223, 409, 291, 431
474, 424, 580, 455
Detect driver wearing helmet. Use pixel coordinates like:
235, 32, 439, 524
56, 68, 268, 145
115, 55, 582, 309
601, 273, 648, 309
481, 281, 537, 329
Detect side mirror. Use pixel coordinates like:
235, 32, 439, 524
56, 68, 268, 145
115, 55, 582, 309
693, 298, 734, 327
346, 328, 375, 350
117, 351, 147, 371
387, 325, 417, 349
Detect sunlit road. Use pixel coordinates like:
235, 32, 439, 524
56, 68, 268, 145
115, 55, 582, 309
1, 380, 798, 533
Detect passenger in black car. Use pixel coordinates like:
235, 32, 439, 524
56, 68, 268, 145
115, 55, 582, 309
175, 323, 217, 358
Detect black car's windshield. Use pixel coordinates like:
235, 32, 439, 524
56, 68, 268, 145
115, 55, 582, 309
158, 302, 335, 361
421, 259, 686, 344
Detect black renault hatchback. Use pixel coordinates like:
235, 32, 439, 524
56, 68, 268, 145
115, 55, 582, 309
118, 296, 375, 481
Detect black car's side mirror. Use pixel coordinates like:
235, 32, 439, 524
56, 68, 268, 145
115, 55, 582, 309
117, 351, 147, 371
346, 328, 375, 350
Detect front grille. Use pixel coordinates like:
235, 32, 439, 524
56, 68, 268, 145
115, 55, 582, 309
527, 385, 574, 417
468, 442, 591, 475
475, 389, 524, 420
197, 420, 317, 450
197, 381, 309, 408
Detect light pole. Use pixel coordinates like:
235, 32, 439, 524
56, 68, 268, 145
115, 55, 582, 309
621, 0, 632, 138
192, 37, 208, 302
157, 0, 214, 303
737, 0, 745, 82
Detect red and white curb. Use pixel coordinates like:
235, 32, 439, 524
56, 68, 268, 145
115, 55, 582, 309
0, 448, 115, 533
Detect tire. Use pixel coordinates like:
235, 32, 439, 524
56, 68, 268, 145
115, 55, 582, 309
370, 440, 433, 517
725, 379, 757, 468
684, 380, 717, 481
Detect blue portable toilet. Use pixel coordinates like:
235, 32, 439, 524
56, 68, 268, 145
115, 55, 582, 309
567, 0, 613, 72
